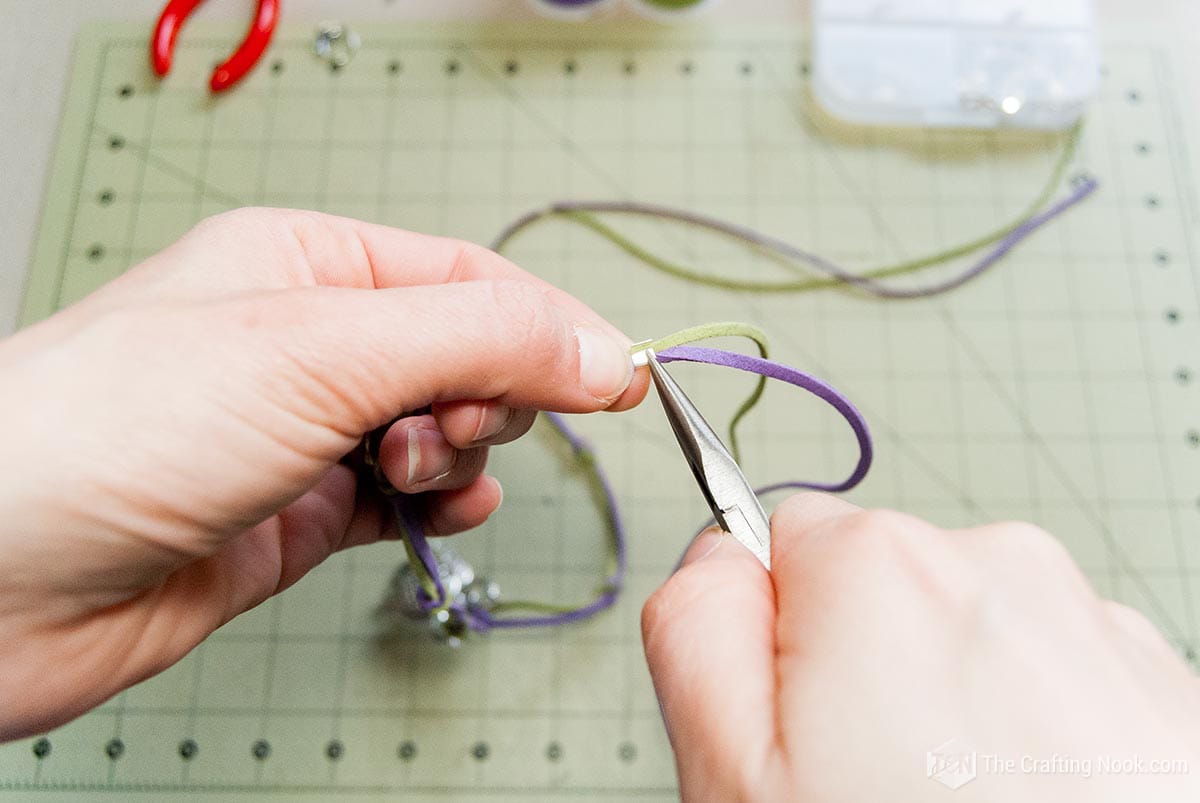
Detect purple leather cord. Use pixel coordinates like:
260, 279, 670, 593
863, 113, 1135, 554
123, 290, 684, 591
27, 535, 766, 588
396, 345, 873, 633
475, 410, 626, 630
657, 345, 873, 491
491, 177, 1098, 299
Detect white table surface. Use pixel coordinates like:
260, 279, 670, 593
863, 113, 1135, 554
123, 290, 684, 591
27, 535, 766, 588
2, 0, 1195, 334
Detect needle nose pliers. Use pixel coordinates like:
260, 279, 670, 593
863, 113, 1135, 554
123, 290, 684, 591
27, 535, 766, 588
151, 0, 280, 93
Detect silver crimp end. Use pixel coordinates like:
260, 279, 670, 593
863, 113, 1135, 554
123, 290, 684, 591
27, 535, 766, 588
630, 339, 656, 368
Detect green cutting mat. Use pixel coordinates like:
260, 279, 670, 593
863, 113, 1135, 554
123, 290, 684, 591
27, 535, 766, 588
4, 21, 1200, 799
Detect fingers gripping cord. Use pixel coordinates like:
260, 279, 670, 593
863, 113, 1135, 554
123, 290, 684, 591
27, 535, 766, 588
383, 325, 873, 639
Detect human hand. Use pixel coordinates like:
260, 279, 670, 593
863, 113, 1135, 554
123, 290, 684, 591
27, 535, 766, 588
0, 208, 647, 740
643, 493, 1200, 801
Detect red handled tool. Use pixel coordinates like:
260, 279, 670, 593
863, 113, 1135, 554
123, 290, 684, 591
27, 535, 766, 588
151, 0, 280, 93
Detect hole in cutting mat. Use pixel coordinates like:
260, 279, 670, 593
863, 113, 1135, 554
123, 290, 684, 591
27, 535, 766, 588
105, 738, 124, 760
398, 740, 417, 761
32, 738, 50, 759
271, 60, 284, 74
618, 741, 636, 762
445, 59, 460, 75
388, 59, 402, 74
251, 739, 271, 760
118, 84, 133, 98
505, 59, 519, 75
178, 739, 198, 760
623, 60, 636, 75
1165, 308, 1180, 324
98, 189, 115, 205
546, 741, 562, 761
1186, 430, 1200, 448
1145, 195, 1161, 209
87, 244, 104, 262
326, 739, 344, 760
1154, 249, 1170, 265
1136, 142, 1152, 154
108, 136, 124, 151
564, 59, 577, 74
471, 741, 489, 761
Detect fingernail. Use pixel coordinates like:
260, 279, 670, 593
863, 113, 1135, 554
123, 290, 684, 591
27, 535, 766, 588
576, 326, 633, 401
406, 427, 456, 485
472, 404, 513, 444
679, 526, 726, 569
477, 476, 505, 523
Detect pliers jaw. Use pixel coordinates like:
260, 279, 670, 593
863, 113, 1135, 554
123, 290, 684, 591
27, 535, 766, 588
151, 0, 280, 93
644, 351, 773, 569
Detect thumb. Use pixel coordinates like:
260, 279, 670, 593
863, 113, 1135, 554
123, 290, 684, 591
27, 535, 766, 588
641, 526, 777, 796
252, 279, 640, 436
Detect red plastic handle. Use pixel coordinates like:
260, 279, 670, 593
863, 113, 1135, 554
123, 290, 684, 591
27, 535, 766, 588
150, 0, 279, 93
